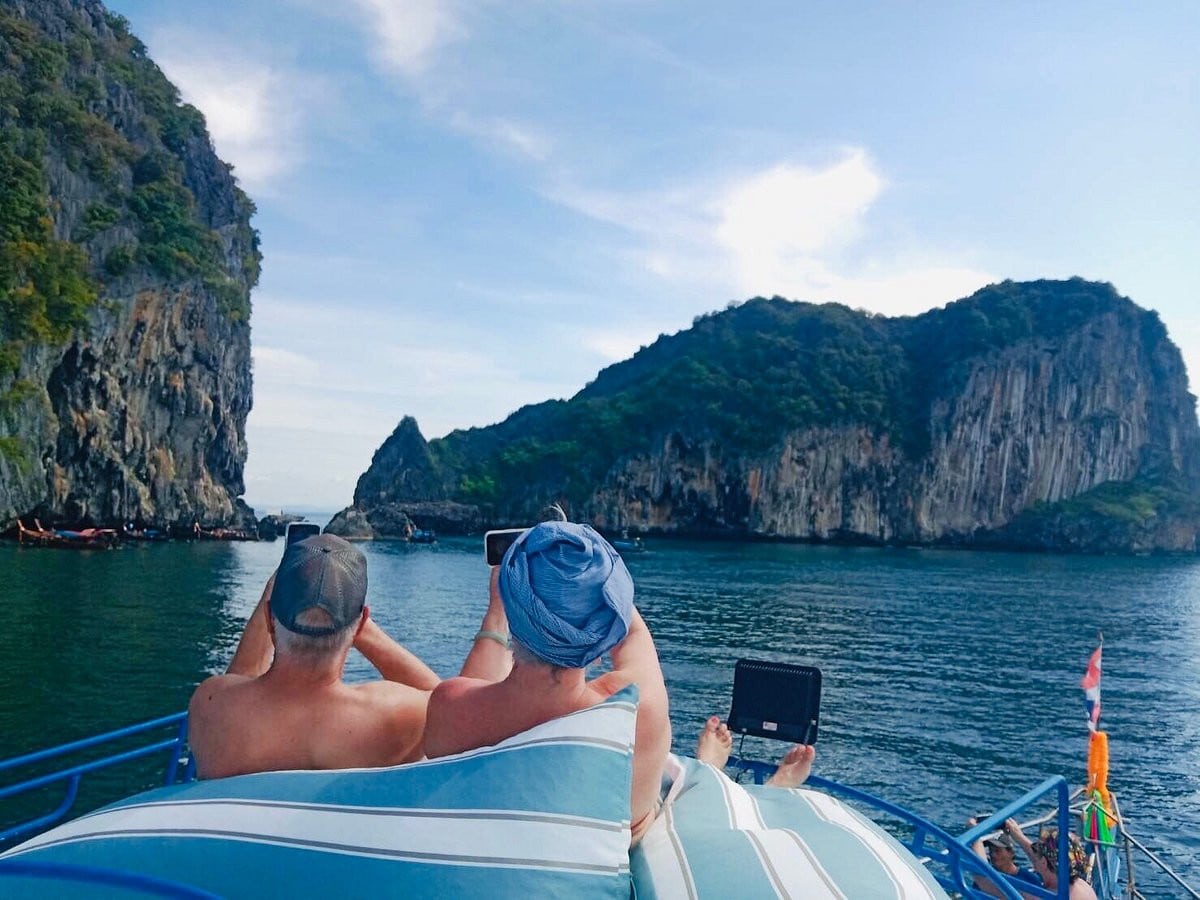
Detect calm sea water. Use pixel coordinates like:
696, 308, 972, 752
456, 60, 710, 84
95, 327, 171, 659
1, 536, 1197, 891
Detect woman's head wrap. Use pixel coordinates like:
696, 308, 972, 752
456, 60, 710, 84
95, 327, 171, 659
1034, 829, 1089, 882
498, 521, 633, 668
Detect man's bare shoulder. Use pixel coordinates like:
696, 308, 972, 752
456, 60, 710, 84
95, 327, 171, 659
430, 675, 491, 704
189, 673, 253, 711
349, 678, 431, 709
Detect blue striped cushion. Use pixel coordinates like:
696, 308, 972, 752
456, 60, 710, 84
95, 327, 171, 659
632, 757, 949, 899
1, 686, 638, 899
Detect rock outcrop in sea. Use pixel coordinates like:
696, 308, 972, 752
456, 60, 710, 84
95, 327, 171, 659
328, 280, 1200, 553
0, 0, 259, 528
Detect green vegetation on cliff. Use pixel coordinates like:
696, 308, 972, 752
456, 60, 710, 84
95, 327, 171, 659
429, 279, 1169, 513
0, 3, 261, 464
991, 478, 1200, 552
0, 7, 258, 348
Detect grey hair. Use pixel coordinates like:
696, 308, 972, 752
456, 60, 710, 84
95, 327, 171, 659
511, 637, 594, 680
272, 607, 357, 661
540, 503, 568, 522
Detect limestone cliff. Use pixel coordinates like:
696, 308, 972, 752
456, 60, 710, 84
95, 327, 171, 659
329, 281, 1200, 553
0, 0, 259, 527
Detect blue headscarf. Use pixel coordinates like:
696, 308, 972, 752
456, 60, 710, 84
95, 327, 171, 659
498, 521, 634, 667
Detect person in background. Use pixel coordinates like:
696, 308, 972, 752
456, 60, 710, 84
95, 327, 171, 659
188, 534, 440, 778
1023, 825, 1098, 900
423, 520, 671, 846
965, 817, 1043, 899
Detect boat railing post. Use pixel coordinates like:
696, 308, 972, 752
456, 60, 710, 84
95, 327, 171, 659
164, 717, 189, 786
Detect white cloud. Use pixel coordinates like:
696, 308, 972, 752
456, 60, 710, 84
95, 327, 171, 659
247, 293, 575, 438
448, 111, 551, 161
252, 346, 320, 381
349, 0, 465, 78
151, 38, 318, 191
802, 265, 996, 317
582, 329, 647, 364
545, 149, 995, 315
714, 151, 884, 295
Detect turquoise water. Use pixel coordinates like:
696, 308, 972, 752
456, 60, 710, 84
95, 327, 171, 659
1, 537, 1198, 890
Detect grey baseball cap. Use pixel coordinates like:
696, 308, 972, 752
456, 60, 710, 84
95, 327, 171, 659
271, 534, 367, 636
984, 833, 1016, 851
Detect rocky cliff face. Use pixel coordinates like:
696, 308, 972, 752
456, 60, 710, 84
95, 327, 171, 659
0, 0, 258, 527
586, 300, 1200, 550
330, 282, 1200, 553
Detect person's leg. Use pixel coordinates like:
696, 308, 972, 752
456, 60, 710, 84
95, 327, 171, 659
765, 744, 815, 788
695, 715, 733, 767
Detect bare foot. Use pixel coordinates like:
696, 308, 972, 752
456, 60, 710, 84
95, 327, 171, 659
695, 716, 733, 768
766, 744, 815, 788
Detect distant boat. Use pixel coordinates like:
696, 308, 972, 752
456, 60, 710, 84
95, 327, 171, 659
409, 528, 437, 544
611, 530, 646, 554
120, 524, 170, 543
198, 527, 258, 542
15, 519, 119, 549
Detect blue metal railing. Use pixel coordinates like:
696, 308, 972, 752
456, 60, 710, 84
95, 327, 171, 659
958, 776, 1072, 900
0, 711, 192, 846
2, 715, 1141, 899
729, 755, 1071, 900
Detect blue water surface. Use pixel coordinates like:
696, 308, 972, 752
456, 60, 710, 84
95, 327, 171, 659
1, 536, 1196, 891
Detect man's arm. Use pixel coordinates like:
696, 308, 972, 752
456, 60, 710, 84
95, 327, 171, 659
607, 609, 667, 698
1004, 819, 1049, 884
457, 567, 512, 681
354, 617, 440, 691
225, 575, 276, 677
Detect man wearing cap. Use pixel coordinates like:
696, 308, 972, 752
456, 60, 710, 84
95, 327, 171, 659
423, 520, 671, 845
188, 534, 440, 779
966, 816, 1044, 898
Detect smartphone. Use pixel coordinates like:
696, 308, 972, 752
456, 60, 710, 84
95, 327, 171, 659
285, 522, 321, 546
727, 658, 822, 744
484, 528, 526, 566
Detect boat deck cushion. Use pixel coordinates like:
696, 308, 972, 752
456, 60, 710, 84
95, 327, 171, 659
632, 757, 950, 899
0, 686, 639, 899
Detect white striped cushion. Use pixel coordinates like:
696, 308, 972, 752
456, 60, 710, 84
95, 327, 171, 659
1, 687, 639, 899
631, 757, 949, 899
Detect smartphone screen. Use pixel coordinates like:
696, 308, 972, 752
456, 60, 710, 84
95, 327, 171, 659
285, 522, 321, 546
484, 528, 526, 566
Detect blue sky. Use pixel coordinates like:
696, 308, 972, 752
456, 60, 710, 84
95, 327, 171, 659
107, 0, 1200, 513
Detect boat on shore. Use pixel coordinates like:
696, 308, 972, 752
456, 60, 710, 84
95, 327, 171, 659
13, 519, 119, 550
195, 526, 258, 542
166, 523, 259, 542
119, 523, 170, 543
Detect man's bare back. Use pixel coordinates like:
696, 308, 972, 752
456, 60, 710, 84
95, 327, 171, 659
190, 665, 430, 779
188, 535, 440, 780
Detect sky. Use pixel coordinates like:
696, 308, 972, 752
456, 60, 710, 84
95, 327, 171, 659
106, 0, 1200, 514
